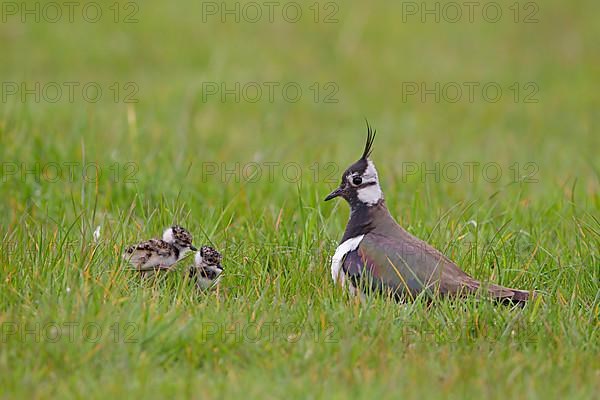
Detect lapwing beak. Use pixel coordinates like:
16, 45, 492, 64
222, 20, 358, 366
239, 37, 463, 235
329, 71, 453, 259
325, 186, 344, 201
190, 245, 198, 251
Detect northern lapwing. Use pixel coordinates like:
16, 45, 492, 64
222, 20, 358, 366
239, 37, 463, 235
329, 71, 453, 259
123, 225, 197, 275
325, 123, 533, 304
188, 246, 223, 290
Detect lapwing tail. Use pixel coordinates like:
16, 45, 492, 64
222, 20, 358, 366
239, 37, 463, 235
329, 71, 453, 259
489, 284, 535, 306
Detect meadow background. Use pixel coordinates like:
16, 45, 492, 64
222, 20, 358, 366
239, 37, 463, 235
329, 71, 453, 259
1, 0, 598, 398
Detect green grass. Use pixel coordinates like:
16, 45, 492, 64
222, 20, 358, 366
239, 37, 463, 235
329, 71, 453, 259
1, 0, 599, 398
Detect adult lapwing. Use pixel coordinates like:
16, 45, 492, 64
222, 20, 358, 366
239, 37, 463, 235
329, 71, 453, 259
325, 123, 533, 304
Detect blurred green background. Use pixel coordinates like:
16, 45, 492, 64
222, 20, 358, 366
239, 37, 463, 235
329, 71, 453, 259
0, 0, 598, 398
1, 0, 598, 209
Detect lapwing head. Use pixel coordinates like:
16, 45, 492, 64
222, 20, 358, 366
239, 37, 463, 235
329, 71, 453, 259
190, 247, 223, 288
162, 225, 197, 252
195, 246, 223, 270
325, 121, 383, 208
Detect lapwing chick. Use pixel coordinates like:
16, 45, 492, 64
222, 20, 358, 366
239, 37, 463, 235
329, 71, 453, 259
123, 225, 197, 275
189, 246, 223, 291
325, 122, 534, 305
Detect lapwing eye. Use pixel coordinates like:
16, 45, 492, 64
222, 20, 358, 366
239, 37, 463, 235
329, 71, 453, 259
352, 176, 363, 186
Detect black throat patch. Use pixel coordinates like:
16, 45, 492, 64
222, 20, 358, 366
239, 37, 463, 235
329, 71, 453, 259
340, 201, 385, 242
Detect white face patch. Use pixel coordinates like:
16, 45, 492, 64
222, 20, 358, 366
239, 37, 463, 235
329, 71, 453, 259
353, 160, 383, 206
357, 185, 383, 205
362, 160, 379, 183
331, 235, 364, 284
194, 251, 203, 266
162, 228, 175, 243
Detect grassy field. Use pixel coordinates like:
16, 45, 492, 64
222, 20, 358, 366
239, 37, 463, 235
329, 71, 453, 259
1, 0, 599, 398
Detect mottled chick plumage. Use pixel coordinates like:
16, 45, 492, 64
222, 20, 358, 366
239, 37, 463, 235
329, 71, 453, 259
123, 225, 196, 273
189, 246, 223, 290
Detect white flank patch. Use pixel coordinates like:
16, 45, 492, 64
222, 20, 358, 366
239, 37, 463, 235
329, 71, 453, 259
162, 227, 175, 243
331, 235, 365, 284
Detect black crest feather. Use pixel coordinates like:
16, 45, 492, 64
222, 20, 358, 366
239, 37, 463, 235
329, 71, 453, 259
361, 120, 376, 160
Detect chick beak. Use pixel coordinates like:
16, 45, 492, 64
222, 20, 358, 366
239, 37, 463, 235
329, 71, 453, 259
190, 245, 198, 251
324, 186, 344, 201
